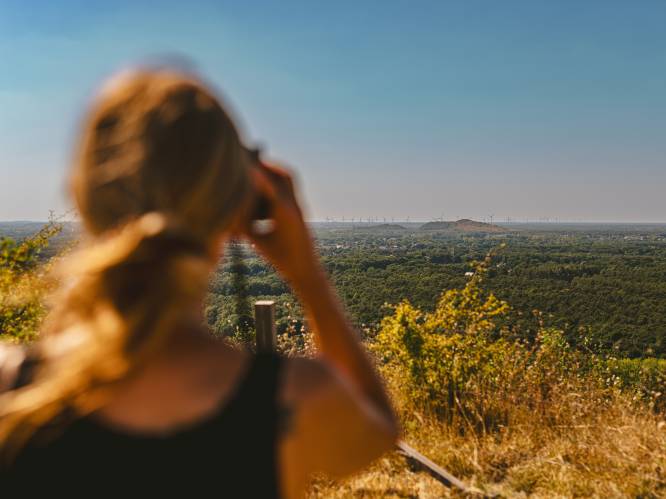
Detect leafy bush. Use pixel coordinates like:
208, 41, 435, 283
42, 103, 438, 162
603, 357, 666, 412
276, 300, 318, 358
372, 252, 665, 436
0, 219, 61, 342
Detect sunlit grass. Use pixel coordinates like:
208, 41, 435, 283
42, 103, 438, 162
308, 254, 666, 498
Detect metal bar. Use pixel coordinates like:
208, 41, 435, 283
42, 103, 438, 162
254, 300, 276, 352
396, 440, 480, 495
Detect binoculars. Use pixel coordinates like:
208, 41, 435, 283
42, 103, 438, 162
245, 146, 275, 235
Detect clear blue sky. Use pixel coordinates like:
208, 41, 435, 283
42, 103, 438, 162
1, 0, 665, 222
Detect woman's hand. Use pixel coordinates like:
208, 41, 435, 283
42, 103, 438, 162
240, 162, 322, 289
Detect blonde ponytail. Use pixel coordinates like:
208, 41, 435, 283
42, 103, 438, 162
0, 212, 211, 452
0, 68, 251, 454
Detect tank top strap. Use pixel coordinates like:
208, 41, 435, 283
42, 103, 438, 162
235, 352, 284, 413
217, 351, 284, 499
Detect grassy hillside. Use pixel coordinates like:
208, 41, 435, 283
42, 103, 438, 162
420, 219, 507, 233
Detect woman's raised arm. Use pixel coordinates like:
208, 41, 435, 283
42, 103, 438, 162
237, 161, 399, 491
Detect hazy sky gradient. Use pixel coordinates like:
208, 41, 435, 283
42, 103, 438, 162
1, 1, 665, 222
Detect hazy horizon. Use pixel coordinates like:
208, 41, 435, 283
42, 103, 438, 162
3, 217, 666, 226
1, 1, 665, 223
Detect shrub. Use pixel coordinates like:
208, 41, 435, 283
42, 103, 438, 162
371, 252, 665, 436
0, 219, 62, 342
603, 357, 666, 412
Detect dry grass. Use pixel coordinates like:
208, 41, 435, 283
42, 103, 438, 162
307, 258, 666, 498
308, 398, 666, 498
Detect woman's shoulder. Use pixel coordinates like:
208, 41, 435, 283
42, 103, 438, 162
278, 355, 357, 423
277, 354, 398, 488
280, 356, 332, 400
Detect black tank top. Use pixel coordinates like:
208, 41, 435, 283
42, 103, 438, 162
1, 352, 284, 498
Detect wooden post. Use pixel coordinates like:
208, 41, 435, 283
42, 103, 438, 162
254, 300, 276, 352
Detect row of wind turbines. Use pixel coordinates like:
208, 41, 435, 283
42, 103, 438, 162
319, 215, 565, 224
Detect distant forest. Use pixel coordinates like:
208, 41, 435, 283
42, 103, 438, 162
2, 221, 666, 358
203, 223, 666, 358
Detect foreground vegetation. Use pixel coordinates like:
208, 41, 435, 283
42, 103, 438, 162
295, 255, 666, 497
2, 221, 666, 497
0, 219, 62, 342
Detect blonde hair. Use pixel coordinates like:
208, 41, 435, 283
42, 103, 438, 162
0, 68, 251, 451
